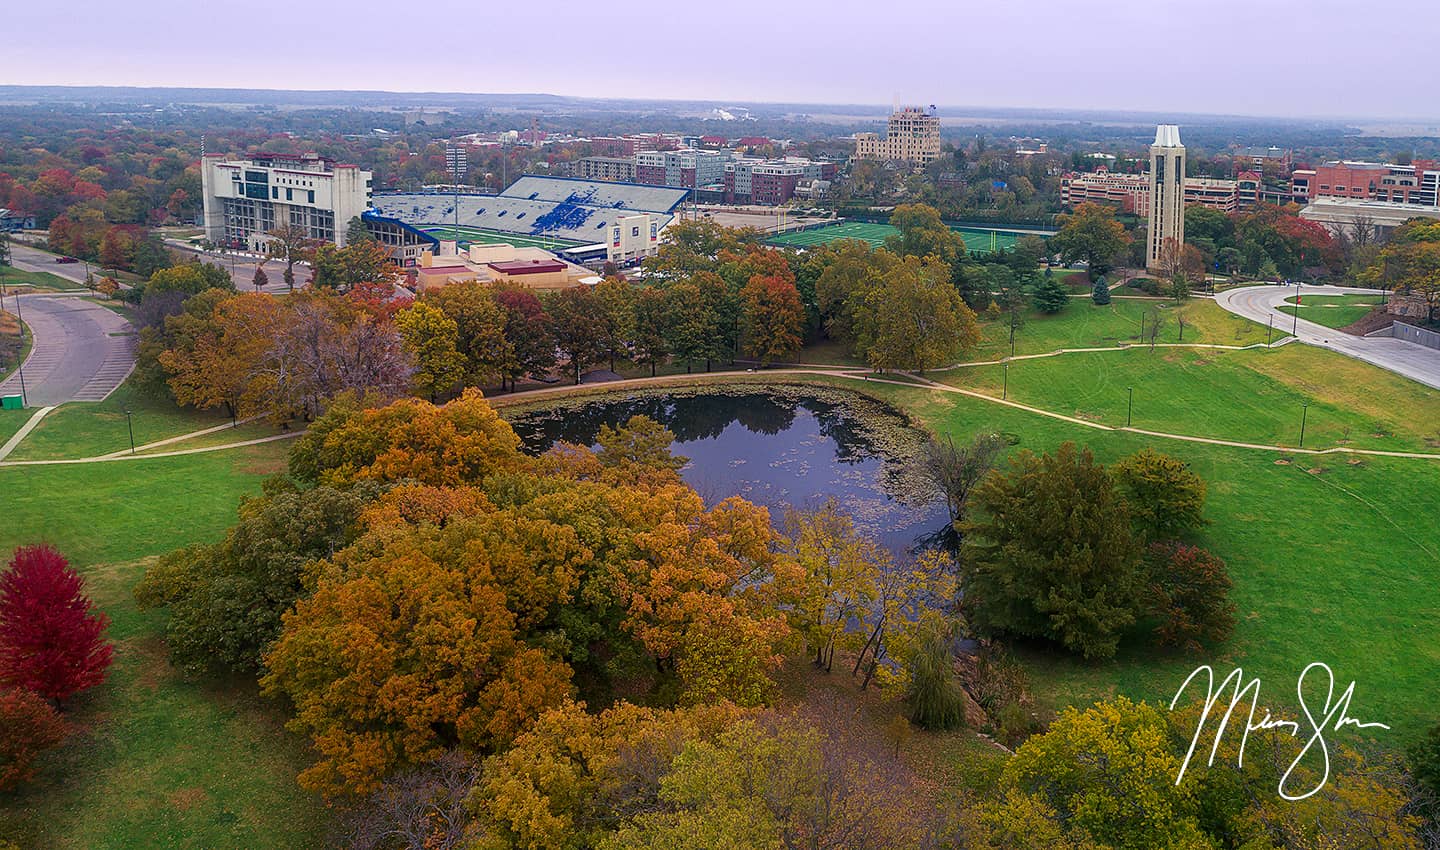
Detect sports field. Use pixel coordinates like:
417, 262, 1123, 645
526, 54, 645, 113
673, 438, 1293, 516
419, 225, 584, 251
766, 220, 1028, 253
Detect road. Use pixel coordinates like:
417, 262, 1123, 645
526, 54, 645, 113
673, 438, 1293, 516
7, 242, 93, 286
0, 293, 135, 405
163, 240, 307, 294
1214, 284, 1440, 391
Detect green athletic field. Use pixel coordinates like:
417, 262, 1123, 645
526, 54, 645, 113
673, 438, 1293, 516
766, 220, 1028, 253
420, 225, 584, 251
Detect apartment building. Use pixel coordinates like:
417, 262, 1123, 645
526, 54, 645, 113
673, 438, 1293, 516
635, 149, 729, 189
575, 156, 638, 183
1301, 160, 1440, 207
724, 158, 839, 205
853, 106, 942, 166
201, 152, 373, 250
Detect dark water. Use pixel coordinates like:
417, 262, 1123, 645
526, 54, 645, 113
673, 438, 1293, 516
506, 387, 950, 555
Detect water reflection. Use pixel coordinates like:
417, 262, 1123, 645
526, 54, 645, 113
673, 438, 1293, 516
507, 387, 949, 555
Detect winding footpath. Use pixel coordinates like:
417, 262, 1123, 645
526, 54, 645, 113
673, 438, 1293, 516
1214, 284, 1440, 391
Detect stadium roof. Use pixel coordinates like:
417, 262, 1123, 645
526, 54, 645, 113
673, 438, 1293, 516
370, 175, 685, 244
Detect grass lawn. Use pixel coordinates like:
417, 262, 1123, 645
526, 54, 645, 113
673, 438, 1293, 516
970, 298, 1276, 361
0, 442, 330, 849
937, 344, 1440, 452
0, 267, 86, 292
813, 375, 1440, 744
1277, 293, 1386, 329
7, 380, 236, 461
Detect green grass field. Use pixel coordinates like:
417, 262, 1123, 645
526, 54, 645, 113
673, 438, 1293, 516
814, 374, 1440, 745
0, 267, 86, 292
419, 225, 584, 251
7, 380, 242, 460
971, 298, 1276, 361
766, 220, 1028, 253
0, 443, 331, 850
1277, 293, 1386, 330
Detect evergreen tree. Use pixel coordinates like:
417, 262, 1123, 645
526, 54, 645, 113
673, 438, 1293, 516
1091, 274, 1111, 305
1032, 275, 1069, 314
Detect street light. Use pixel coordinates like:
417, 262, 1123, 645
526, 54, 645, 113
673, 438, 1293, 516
125, 407, 135, 454
1126, 386, 1134, 427
1292, 284, 1301, 336
1002, 361, 1009, 400
1298, 402, 1310, 449
11, 289, 26, 407
1267, 314, 1274, 346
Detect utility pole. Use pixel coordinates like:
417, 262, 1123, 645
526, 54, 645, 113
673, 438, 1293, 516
1126, 386, 1133, 427
1002, 361, 1009, 400
1299, 402, 1310, 449
125, 407, 135, 454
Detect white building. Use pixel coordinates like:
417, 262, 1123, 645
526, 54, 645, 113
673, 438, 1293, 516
853, 106, 942, 166
1146, 125, 1186, 272
201, 153, 373, 250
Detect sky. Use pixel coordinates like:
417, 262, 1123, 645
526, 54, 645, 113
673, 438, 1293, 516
7, 0, 1435, 120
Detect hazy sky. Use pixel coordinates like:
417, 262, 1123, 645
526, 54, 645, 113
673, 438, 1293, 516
8, 0, 1434, 120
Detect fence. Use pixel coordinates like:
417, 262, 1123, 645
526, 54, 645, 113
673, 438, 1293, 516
1391, 321, 1440, 351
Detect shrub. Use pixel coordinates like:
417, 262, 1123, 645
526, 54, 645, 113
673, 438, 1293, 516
0, 545, 113, 703
905, 618, 968, 730
0, 688, 67, 790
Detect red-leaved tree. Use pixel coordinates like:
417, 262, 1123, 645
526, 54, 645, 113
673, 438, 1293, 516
0, 545, 114, 702
0, 688, 67, 790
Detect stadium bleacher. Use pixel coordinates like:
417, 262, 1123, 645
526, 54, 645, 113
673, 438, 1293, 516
371, 175, 689, 245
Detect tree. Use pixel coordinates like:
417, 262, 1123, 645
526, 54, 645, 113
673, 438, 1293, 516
311, 240, 398, 292
345, 216, 374, 245
1145, 542, 1234, 652
904, 616, 968, 729
630, 286, 671, 377
961, 443, 1144, 659
424, 281, 512, 387
1091, 274, 1111, 305
781, 499, 883, 672
0, 688, 67, 790
251, 264, 269, 292
739, 274, 804, 366
396, 301, 466, 400
546, 286, 609, 383
1049, 202, 1130, 280
1112, 448, 1208, 541
493, 285, 555, 390
884, 203, 966, 268
266, 224, 314, 292
1030, 275, 1069, 314
594, 276, 637, 371
852, 255, 980, 372
0, 545, 114, 703
920, 431, 1007, 537
159, 291, 281, 418
134, 483, 378, 676
144, 261, 232, 297
1410, 722, 1440, 798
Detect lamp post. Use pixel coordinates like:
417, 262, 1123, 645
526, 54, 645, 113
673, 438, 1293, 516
125, 407, 135, 454
1002, 361, 1009, 400
1267, 314, 1274, 346
12, 288, 26, 407
1299, 402, 1309, 449
1292, 285, 1301, 336
1126, 386, 1134, 427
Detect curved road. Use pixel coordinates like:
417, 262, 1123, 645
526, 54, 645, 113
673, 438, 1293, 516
0, 293, 135, 406
1215, 284, 1440, 391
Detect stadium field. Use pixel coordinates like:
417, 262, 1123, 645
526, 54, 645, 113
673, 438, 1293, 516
767, 220, 1026, 253
419, 225, 584, 251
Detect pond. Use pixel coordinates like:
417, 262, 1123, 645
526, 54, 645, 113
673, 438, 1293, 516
504, 384, 950, 556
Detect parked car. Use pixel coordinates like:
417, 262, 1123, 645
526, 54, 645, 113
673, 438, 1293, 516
54, 256, 79, 264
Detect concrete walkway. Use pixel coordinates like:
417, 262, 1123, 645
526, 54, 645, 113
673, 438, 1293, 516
0, 406, 55, 461
1214, 284, 1440, 390
0, 293, 135, 406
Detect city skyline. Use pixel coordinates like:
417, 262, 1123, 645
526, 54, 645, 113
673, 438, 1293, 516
7, 0, 1438, 121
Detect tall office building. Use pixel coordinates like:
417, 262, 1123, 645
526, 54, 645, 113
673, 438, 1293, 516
201, 153, 373, 250
1146, 125, 1186, 272
853, 106, 941, 166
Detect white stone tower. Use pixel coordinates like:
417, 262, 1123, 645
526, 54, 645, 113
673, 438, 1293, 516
1146, 124, 1186, 272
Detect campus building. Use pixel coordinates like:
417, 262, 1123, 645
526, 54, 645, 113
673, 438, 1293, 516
200, 153, 373, 250
575, 156, 638, 183
1297, 160, 1440, 207
853, 106, 942, 166
724, 158, 838, 205
1147, 124, 1186, 272
634, 149, 728, 189
1062, 167, 1262, 216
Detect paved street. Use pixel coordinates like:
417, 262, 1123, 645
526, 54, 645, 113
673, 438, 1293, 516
0, 293, 135, 405
1214, 284, 1440, 391
163, 240, 307, 293
7, 242, 93, 286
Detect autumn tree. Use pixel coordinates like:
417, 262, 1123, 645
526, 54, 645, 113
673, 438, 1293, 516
1049, 202, 1130, 280
266, 224, 315, 291
630, 286, 671, 377
1112, 448, 1208, 542
594, 276, 637, 371
311, 240, 398, 292
781, 499, 883, 672
0, 545, 114, 703
739, 274, 804, 366
546, 285, 609, 383
853, 254, 980, 372
961, 443, 1144, 659
159, 291, 280, 418
396, 301, 465, 400
1145, 541, 1235, 652
251, 264, 269, 292
885, 202, 966, 268
920, 431, 1007, 534
0, 688, 67, 790
424, 281, 512, 387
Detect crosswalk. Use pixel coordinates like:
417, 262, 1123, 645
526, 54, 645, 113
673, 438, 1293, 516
73, 333, 137, 401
